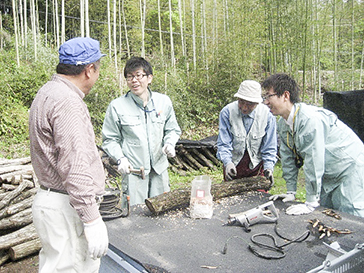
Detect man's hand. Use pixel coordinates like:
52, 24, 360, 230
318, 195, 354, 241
225, 162, 237, 181
162, 143, 176, 157
263, 169, 274, 188
83, 217, 109, 259
117, 157, 132, 174
286, 201, 319, 215
269, 192, 295, 202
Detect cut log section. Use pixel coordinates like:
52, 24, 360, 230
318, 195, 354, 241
9, 238, 42, 261
145, 176, 271, 215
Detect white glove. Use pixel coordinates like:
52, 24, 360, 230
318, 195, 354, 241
83, 216, 109, 259
269, 192, 295, 202
162, 143, 176, 157
117, 157, 132, 174
286, 201, 319, 215
225, 162, 237, 181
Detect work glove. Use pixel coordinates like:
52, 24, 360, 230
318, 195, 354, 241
117, 157, 132, 174
263, 169, 274, 188
225, 162, 237, 181
286, 201, 320, 215
269, 191, 296, 202
162, 143, 176, 157
83, 216, 109, 259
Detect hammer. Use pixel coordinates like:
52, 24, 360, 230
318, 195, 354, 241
129, 166, 145, 180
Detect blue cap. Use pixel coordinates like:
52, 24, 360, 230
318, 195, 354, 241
59, 37, 106, 66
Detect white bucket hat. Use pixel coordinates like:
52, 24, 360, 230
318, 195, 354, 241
234, 80, 262, 103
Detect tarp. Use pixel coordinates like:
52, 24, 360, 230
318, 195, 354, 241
105, 192, 364, 273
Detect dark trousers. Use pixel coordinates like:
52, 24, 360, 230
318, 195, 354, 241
223, 151, 263, 181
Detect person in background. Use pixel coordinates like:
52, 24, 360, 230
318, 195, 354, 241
216, 80, 278, 186
263, 73, 364, 217
102, 57, 181, 207
29, 37, 108, 272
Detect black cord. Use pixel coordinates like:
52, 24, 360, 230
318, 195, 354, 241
222, 222, 310, 259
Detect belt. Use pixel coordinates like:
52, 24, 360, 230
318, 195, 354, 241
39, 185, 104, 204
40, 185, 68, 195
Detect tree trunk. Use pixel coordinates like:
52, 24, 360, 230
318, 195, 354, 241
169, 0, 175, 67
191, 0, 196, 69
121, 0, 130, 58
157, 0, 163, 56
145, 176, 271, 215
9, 238, 41, 261
12, 0, 20, 66
85, 0, 89, 37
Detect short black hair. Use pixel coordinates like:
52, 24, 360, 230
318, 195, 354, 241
56, 60, 100, 75
124, 57, 153, 78
262, 73, 300, 103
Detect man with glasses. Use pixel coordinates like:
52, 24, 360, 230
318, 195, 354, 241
102, 57, 181, 207
263, 73, 364, 217
216, 80, 278, 186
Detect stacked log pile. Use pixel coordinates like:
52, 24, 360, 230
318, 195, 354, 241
0, 157, 40, 266
168, 137, 221, 176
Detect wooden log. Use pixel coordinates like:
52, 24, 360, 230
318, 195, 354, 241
174, 153, 194, 172
10, 174, 32, 185
169, 165, 187, 176
190, 148, 216, 169
0, 164, 33, 176
0, 157, 31, 167
0, 181, 29, 210
179, 147, 204, 170
145, 176, 270, 215
0, 250, 10, 266
1, 180, 33, 191
200, 147, 221, 166
0, 208, 33, 230
0, 196, 34, 220
9, 238, 41, 261
0, 223, 38, 250
168, 156, 184, 169
0, 169, 33, 183
10, 188, 36, 204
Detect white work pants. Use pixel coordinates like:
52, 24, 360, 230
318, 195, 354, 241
32, 189, 100, 273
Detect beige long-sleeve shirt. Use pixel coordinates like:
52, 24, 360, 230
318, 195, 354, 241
29, 74, 105, 223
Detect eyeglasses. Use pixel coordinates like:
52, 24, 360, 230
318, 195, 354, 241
262, 93, 278, 101
126, 74, 147, 82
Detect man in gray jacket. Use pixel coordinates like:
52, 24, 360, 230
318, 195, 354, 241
217, 80, 277, 184
102, 57, 181, 207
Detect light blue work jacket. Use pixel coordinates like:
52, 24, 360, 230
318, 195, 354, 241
102, 89, 181, 175
278, 103, 364, 205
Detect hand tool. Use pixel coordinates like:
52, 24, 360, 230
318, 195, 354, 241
129, 166, 145, 180
223, 201, 279, 232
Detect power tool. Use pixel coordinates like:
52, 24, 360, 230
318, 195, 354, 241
224, 201, 279, 232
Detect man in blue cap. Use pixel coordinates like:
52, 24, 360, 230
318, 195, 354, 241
29, 37, 108, 272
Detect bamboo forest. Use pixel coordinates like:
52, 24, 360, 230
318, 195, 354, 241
1, 0, 364, 157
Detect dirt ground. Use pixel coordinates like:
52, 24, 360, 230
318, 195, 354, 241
0, 254, 39, 273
